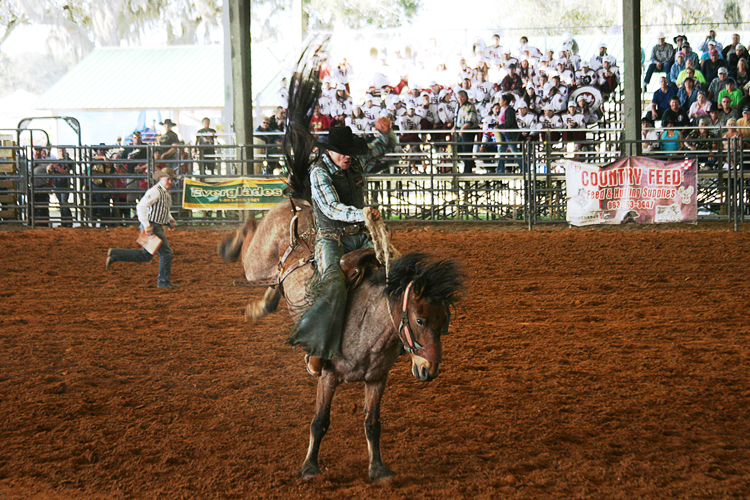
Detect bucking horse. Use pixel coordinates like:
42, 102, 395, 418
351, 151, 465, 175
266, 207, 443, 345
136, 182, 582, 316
218, 199, 464, 480
218, 43, 464, 481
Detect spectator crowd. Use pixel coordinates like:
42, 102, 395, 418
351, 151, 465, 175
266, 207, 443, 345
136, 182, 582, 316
642, 30, 750, 166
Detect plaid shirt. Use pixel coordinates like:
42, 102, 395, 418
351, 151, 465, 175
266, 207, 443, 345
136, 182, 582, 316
651, 42, 675, 64
310, 129, 396, 223
456, 101, 478, 128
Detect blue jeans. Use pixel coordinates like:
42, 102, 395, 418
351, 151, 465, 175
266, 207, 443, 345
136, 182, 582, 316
108, 223, 174, 287
498, 137, 520, 173
291, 233, 372, 359
457, 133, 476, 173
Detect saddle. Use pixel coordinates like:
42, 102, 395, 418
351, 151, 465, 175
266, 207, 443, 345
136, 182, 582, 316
340, 248, 380, 290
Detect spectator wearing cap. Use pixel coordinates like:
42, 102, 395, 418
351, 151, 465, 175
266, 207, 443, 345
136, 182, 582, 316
501, 63, 524, 94
700, 39, 723, 61
156, 119, 180, 172
683, 117, 719, 169
699, 30, 723, 56
596, 55, 620, 95
681, 42, 700, 69
516, 102, 539, 141
437, 89, 457, 130
645, 31, 675, 85
678, 77, 700, 109
707, 67, 730, 102
575, 60, 597, 87
661, 95, 690, 137
718, 78, 743, 108
554, 59, 576, 88
673, 34, 688, 52
331, 84, 353, 125
538, 104, 563, 141
561, 100, 586, 142
670, 51, 687, 84
688, 91, 712, 123
701, 48, 727, 84
590, 42, 613, 71
736, 106, 750, 139
646, 75, 677, 121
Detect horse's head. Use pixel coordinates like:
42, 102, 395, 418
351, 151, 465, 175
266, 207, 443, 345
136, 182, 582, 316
386, 253, 464, 383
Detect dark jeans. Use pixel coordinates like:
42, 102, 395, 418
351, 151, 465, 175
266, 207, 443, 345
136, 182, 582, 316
91, 183, 111, 220
457, 132, 476, 173
54, 188, 73, 225
291, 233, 372, 359
108, 223, 174, 287
498, 137, 521, 173
33, 192, 49, 226
645, 61, 673, 84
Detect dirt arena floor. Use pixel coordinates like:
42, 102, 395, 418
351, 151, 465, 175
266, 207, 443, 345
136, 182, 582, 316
1, 221, 750, 499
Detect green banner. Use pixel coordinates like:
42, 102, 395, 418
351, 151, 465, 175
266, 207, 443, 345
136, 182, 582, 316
182, 177, 287, 210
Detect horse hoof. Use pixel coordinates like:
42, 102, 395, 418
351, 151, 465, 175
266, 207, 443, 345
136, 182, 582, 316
245, 301, 266, 321
299, 463, 320, 480
369, 465, 395, 481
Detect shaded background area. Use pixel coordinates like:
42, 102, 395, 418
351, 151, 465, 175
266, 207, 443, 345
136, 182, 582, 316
1, 224, 749, 498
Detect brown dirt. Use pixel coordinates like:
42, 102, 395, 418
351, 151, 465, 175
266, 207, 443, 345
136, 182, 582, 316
1, 223, 750, 499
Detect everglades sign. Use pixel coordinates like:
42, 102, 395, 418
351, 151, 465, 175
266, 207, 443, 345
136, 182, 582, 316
182, 178, 287, 210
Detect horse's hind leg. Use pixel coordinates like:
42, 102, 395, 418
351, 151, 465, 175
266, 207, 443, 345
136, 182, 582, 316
364, 378, 395, 481
299, 374, 338, 480
245, 287, 282, 320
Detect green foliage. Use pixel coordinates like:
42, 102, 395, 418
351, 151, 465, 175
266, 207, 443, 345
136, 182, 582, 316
305, 0, 422, 31
0, 52, 74, 99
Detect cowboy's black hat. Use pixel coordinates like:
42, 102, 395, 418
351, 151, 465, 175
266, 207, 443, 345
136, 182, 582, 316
318, 126, 368, 156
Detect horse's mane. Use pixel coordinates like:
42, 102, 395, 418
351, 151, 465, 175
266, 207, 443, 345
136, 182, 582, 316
374, 252, 465, 305
283, 42, 326, 202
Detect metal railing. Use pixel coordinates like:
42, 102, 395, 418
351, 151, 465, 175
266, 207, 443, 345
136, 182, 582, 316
1, 128, 748, 230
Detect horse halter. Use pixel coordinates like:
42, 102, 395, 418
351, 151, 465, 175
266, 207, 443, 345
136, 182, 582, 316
397, 281, 443, 364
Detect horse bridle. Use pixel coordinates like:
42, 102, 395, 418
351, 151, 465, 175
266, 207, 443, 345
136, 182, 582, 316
396, 281, 445, 365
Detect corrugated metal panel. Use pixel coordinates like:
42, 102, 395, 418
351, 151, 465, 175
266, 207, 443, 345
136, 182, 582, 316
36, 46, 226, 110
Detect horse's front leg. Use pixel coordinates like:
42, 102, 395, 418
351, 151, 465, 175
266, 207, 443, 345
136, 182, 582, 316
299, 373, 337, 480
364, 378, 395, 481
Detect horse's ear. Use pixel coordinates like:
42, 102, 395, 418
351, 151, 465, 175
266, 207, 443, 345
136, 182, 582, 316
412, 280, 426, 299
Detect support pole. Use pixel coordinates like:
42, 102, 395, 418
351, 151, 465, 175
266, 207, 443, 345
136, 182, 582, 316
227, 0, 256, 175
622, 0, 642, 156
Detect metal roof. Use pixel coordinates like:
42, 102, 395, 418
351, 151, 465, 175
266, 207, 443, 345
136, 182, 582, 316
35, 45, 226, 111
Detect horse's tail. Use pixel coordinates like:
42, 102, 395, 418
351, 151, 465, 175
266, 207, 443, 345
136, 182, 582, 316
217, 216, 257, 263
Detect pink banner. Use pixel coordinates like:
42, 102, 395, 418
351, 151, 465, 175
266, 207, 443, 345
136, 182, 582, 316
566, 156, 698, 226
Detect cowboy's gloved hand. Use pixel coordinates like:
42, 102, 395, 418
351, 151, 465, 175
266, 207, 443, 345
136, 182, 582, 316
375, 117, 391, 134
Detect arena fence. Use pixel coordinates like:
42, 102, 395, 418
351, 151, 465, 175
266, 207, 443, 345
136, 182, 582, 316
1, 129, 748, 230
